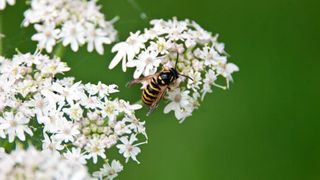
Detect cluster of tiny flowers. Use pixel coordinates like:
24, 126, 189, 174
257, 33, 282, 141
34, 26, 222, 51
0, 52, 70, 142
23, 0, 118, 54
109, 17, 239, 122
0, 147, 91, 179
0, 0, 15, 10
0, 52, 147, 179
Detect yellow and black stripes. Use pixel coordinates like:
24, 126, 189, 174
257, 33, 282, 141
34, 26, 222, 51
141, 68, 179, 106
142, 78, 160, 105
150, 78, 161, 91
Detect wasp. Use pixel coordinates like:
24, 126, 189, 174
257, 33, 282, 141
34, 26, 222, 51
127, 53, 193, 115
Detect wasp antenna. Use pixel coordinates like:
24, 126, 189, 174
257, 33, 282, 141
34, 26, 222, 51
179, 74, 194, 81
174, 52, 179, 69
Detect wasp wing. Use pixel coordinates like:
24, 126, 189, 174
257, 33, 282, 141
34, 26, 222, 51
126, 74, 159, 88
147, 85, 168, 116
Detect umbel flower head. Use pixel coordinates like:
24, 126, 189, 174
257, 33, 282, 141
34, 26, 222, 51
0, 0, 15, 10
0, 146, 91, 179
23, 0, 118, 54
109, 17, 239, 122
0, 52, 147, 179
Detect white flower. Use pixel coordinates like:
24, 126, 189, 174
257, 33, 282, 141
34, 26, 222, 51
118, 99, 143, 117
0, 0, 15, 10
0, 52, 148, 177
16, 79, 37, 97
186, 71, 202, 91
217, 62, 239, 87
61, 21, 86, 52
117, 134, 145, 163
38, 58, 70, 76
55, 119, 80, 143
24, 0, 117, 54
80, 95, 100, 109
109, 17, 239, 122
31, 23, 60, 53
149, 37, 170, 54
25, 93, 50, 119
86, 24, 112, 55
202, 69, 217, 100
41, 111, 63, 133
164, 88, 193, 121
85, 137, 106, 164
0, 146, 92, 179
42, 133, 64, 152
63, 147, 88, 165
124, 116, 147, 138
127, 50, 162, 79
63, 103, 84, 121
93, 160, 123, 180
109, 31, 146, 71
0, 112, 33, 142
91, 82, 119, 97
100, 100, 120, 121
114, 121, 131, 136
51, 81, 84, 105
103, 135, 118, 148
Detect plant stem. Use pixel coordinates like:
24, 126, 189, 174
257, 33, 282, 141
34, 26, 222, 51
53, 43, 65, 58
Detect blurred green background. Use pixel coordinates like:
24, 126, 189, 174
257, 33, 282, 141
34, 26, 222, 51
1, 0, 320, 179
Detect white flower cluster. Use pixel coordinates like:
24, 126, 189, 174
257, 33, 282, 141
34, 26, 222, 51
0, 146, 91, 179
109, 17, 239, 122
0, 52, 70, 142
0, 52, 147, 179
0, 0, 15, 10
23, 0, 118, 54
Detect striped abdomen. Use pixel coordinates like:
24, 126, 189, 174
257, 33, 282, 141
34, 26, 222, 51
142, 78, 161, 105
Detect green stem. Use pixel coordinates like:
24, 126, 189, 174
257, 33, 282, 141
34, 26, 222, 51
53, 43, 65, 58
0, 13, 3, 56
